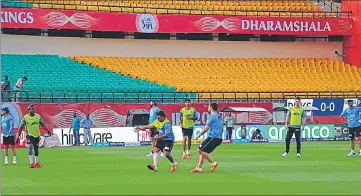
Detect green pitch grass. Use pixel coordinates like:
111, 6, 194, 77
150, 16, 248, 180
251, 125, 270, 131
2, 142, 361, 195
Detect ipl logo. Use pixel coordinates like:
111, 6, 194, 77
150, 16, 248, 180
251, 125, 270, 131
136, 14, 158, 33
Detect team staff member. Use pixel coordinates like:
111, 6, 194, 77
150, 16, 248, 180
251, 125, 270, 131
69, 113, 80, 146
225, 112, 234, 140
1, 107, 17, 165
17, 104, 51, 168
180, 99, 199, 159
282, 97, 307, 157
146, 100, 161, 157
190, 103, 223, 173
145, 111, 177, 172
81, 114, 93, 146
341, 99, 361, 156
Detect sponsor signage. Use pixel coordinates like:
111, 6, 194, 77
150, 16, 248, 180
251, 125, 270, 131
222, 139, 232, 144
250, 138, 269, 143
140, 141, 152, 146
109, 142, 125, 146
334, 124, 350, 141
232, 139, 250, 143
124, 141, 141, 147
263, 124, 335, 140
1, 8, 353, 36
93, 142, 110, 147
53, 127, 138, 146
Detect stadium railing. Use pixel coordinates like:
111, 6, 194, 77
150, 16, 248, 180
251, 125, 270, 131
2, 90, 360, 104
1, 0, 352, 18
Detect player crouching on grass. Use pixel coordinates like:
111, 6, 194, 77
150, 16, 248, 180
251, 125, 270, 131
17, 104, 52, 168
190, 103, 223, 173
136, 111, 177, 172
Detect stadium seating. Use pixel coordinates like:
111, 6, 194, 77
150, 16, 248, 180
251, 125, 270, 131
1, 0, 32, 8
1, 54, 188, 101
5, 0, 335, 18
72, 56, 361, 98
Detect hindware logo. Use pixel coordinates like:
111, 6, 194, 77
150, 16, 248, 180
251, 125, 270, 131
41, 12, 98, 28
193, 17, 352, 33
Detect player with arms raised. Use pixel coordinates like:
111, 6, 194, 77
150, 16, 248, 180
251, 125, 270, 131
190, 103, 223, 173
341, 99, 361, 156
17, 104, 51, 168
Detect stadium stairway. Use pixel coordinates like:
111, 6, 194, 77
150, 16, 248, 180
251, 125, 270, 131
71, 56, 361, 99
1, 0, 335, 18
1, 54, 195, 101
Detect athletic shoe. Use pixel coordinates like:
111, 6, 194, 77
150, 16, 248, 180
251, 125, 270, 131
34, 163, 41, 168
182, 153, 187, 159
30, 163, 35, 168
187, 153, 192, 159
190, 167, 203, 173
210, 162, 219, 172
359, 152, 361, 156
4, 161, 8, 165
170, 162, 177, 172
146, 164, 158, 172
146, 152, 153, 157
347, 152, 356, 157
282, 152, 289, 157
13, 160, 17, 165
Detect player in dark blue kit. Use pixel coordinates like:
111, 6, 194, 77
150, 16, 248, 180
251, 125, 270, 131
190, 103, 223, 173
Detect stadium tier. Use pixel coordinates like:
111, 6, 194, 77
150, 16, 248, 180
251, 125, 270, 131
1, 0, 337, 17
1, 54, 194, 100
1, 0, 32, 7
71, 56, 361, 98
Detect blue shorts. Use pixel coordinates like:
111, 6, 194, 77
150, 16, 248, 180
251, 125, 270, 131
199, 137, 222, 153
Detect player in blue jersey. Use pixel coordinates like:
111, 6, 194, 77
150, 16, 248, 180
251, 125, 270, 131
146, 100, 161, 157
341, 99, 361, 156
1, 107, 17, 165
190, 103, 223, 173
146, 111, 177, 172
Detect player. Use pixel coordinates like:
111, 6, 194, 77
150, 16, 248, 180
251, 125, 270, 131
180, 99, 199, 159
137, 111, 177, 172
1, 107, 17, 165
341, 99, 361, 156
146, 100, 161, 157
190, 103, 223, 173
282, 97, 306, 157
17, 104, 51, 168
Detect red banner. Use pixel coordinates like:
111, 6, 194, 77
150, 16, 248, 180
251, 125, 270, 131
1, 8, 353, 36
0, 102, 272, 129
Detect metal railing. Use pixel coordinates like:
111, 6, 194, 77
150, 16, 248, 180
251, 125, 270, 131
1, 0, 352, 18
2, 90, 360, 104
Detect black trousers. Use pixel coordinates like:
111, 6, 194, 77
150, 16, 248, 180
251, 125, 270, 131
285, 127, 301, 154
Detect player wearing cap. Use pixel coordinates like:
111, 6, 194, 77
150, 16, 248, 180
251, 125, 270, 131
17, 104, 51, 168
341, 99, 361, 156
1, 107, 17, 165
190, 103, 223, 173
145, 100, 162, 157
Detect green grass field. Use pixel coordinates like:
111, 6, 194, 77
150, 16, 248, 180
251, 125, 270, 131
2, 142, 361, 195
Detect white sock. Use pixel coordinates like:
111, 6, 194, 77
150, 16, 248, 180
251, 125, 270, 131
187, 150, 191, 154
29, 155, 33, 164
5, 156, 8, 162
153, 152, 159, 166
351, 150, 355, 153
35, 156, 39, 163
13, 156, 16, 161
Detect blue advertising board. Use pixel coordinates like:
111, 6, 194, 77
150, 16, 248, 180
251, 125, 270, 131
312, 98, 344, 116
